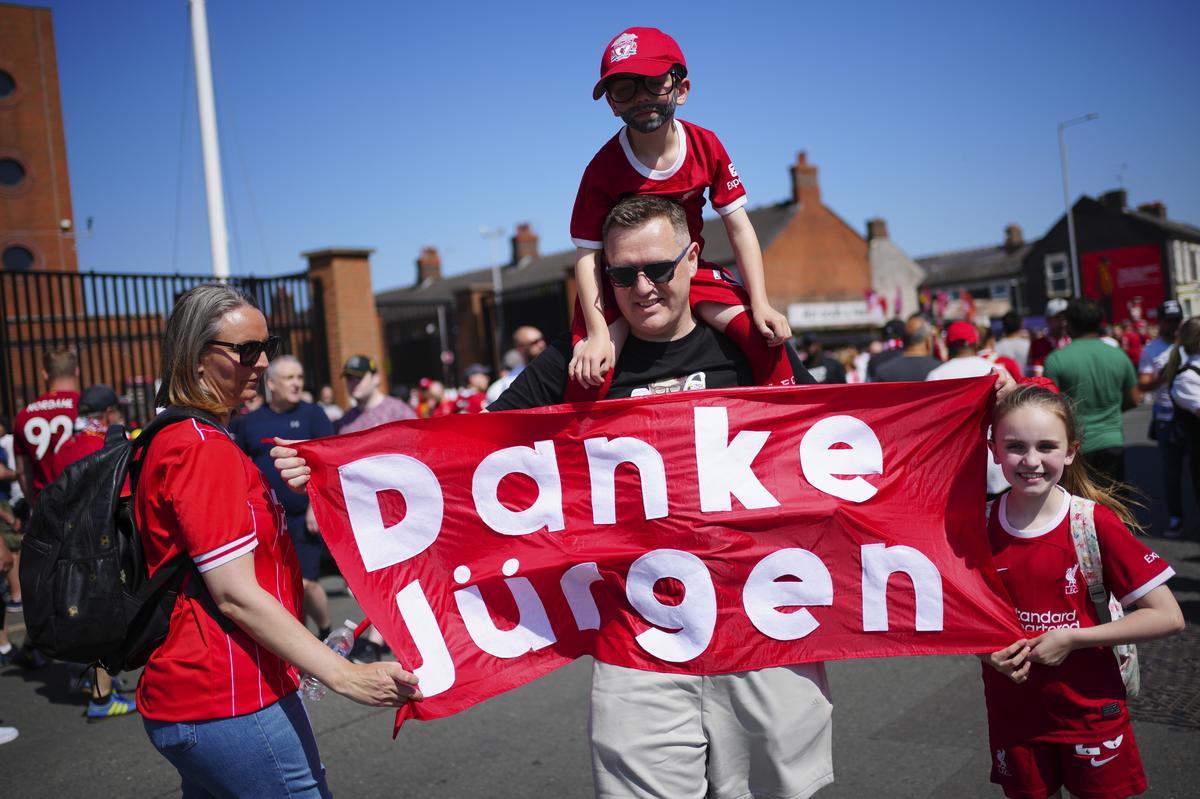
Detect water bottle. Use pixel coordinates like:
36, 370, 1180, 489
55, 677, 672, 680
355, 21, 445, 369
301, 621, 357, 701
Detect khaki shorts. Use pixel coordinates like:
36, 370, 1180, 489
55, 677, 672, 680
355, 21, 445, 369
589, 661, 834, 799
0, 501, 18, 552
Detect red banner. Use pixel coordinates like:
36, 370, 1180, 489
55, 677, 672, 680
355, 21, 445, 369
1080, 244, 1164, 324
297, 378, 1021, 730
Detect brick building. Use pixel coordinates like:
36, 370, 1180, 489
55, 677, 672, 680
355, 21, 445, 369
0, 2, 77, 274
1021, 190, 1200, 325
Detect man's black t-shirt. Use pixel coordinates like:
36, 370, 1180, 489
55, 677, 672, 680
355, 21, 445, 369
488, 323, 813, 411
873, 354, 942, 383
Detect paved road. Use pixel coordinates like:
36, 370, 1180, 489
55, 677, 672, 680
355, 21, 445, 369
2, 404, 1197, 797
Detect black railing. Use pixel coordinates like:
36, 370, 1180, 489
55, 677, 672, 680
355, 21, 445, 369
0, 269, 328, 424
378, 300, 456, 389
481, 280, 571, 364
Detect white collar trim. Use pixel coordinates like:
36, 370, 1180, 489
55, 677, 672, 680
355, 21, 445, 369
999, 485, 1070, 539
619, 119, 686, 180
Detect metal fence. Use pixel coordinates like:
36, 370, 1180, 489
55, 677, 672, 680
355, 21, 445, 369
378, 299, 456, 389
0, 269, 328, 424
481, 280, 571, 363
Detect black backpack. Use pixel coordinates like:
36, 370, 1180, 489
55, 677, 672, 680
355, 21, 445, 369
20, 406, 233, 673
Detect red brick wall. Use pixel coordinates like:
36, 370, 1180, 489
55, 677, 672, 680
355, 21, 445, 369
0, 5, 77, 274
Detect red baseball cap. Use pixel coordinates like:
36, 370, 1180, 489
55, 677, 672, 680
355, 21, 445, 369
592, 27, 687, 101
946, 320, 979, 346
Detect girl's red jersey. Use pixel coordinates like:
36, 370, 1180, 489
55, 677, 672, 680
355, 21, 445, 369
982, 487, 1174, 744
135, 417, 303, 722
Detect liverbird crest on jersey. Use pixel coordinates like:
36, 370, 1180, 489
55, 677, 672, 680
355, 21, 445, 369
1064, 563, 1080, 595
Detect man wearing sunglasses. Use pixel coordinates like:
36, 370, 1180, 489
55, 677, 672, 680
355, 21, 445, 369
488, 195, 828, 799
566, 27, 794, 405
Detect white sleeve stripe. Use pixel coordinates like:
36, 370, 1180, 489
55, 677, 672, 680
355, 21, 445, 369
1119, 567, 1175, 606
571, 237, 603, 250
194, 531, 257, 567
195, 539, 257, 573
714, 196, 748, 216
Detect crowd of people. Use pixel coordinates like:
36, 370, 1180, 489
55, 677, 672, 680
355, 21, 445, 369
0, 24, 1192, 799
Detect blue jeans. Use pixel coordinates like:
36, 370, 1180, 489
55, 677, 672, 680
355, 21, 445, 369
144, 692, 331, 798
1154, 418, 1187, 518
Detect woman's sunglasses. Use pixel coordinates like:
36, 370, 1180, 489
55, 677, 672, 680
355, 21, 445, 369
604, 244, 690, 288
206, 335, 281, 367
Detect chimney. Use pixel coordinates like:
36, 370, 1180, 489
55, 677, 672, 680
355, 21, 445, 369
416, 246, 441, 285
790, 151, 821, 209
865, 218, 889, 241
1004, 223, 1024, 251
511, 223, 539, 263
1100, 189, 1127, 210
1137, 201, 1167, 219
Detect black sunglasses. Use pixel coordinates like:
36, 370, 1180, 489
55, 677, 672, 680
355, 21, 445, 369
604, 69, 681, 103
206, 335, 281, 367
604, 244, 690, 288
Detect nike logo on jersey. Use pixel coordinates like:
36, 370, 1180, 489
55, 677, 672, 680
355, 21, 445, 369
1090, 755, 1118, 767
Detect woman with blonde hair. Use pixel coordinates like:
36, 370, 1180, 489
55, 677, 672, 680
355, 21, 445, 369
137, 283, 420, 797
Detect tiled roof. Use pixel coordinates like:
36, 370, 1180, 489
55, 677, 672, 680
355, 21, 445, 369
915, 242, 1030, 286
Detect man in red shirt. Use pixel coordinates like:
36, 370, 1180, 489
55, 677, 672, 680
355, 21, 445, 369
454, 364, 491, 413
7, 348, 79, 670
1028, 299, 1071, 377
48, 384, 137, 722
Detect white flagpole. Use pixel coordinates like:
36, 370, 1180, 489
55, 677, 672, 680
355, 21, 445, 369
189, 0, 230, 279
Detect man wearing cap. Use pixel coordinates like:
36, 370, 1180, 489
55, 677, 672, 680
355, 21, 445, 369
1028, 298, 1071, 377
1139, 300, 1186, 536
455, 364, 491, 413
49, 384, 138, 722
235, 356, 336, 638
335, 355, 416, 434
1045, 298, 1141, 483
865, 318, 908, 381
927, 322, 1010, 496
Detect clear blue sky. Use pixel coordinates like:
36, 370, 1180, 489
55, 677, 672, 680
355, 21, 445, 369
47, 0, 1200, 291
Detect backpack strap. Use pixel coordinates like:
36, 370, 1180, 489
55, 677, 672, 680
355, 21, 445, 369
1067, 495, 1111, 623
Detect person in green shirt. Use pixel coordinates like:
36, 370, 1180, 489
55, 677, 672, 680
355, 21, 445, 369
1044, 298, 1142, 484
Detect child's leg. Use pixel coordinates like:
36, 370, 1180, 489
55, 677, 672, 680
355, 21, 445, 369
698, 302, 795, 386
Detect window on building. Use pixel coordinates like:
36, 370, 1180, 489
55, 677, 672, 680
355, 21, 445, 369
0, 158, 26, 187
2, 245, 35, 272
990, 282, 1011, 300
0, 70, 14, 99
1044, 253, 1070, 297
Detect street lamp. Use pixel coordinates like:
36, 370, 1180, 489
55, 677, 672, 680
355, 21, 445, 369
480, 225, 507, 370
1058, 113, 1099, 297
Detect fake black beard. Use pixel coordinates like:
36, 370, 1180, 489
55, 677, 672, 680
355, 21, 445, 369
621, 96, 677, 134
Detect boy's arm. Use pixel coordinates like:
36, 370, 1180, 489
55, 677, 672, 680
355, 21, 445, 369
722, 208, 791, 343
1027, 584, 1184, 666
570, 247, 614, 386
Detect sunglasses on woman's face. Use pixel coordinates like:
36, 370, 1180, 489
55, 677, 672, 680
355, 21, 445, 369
604, 244, 690, 288
206, 335, 281, 367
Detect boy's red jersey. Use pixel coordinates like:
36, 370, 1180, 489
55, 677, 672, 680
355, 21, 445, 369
982, 487, 1174, 744
13, 390, 79, 504
570, 119, 747, 253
